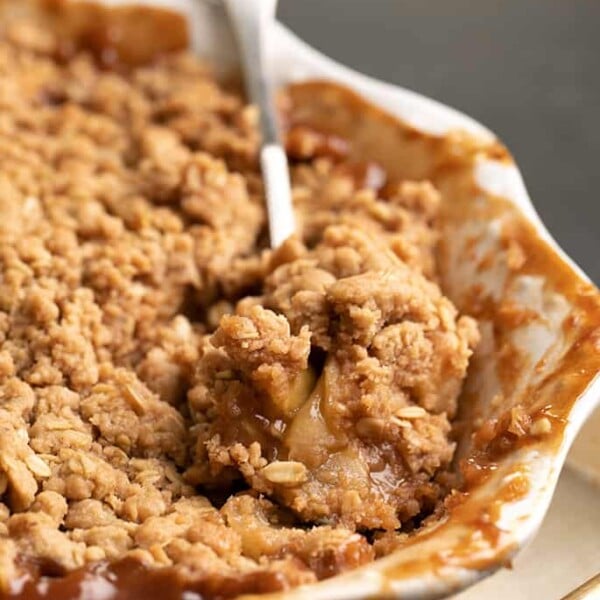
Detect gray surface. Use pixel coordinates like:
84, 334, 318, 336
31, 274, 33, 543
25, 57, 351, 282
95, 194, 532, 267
278, 0, 600, 284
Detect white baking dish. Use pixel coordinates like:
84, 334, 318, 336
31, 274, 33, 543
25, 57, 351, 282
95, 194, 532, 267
2, 1, 599, 599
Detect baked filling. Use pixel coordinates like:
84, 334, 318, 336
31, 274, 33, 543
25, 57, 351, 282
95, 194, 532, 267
0, 21, 479, 596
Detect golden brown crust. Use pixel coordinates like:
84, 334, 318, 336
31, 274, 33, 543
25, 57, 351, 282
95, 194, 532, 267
190, 228, 478, 530
0, 19, 477, 597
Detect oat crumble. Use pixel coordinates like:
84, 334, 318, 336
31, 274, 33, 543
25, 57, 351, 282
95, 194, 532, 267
0, 21, 478, 596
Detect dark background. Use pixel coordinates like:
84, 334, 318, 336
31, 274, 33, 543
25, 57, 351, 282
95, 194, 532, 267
278, 0, 600, 285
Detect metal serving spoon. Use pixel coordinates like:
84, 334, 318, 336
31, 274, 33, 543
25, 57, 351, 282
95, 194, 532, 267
223, 0, 295, 249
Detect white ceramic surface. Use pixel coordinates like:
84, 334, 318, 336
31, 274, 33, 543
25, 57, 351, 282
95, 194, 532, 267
11, 2, 599, 599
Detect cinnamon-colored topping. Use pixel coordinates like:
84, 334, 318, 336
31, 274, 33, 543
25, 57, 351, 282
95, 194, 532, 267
0, 19, 478, 598
190, 229, 478, 531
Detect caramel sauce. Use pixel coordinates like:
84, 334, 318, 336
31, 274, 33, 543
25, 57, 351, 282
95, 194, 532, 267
0, 2, 599, 598
8, 558, 292, 600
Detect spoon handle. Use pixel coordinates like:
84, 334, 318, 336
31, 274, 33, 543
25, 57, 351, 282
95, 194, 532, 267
223, 0, 295, 248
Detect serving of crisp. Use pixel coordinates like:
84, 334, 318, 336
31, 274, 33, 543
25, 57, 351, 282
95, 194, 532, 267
0, 15, 484, 598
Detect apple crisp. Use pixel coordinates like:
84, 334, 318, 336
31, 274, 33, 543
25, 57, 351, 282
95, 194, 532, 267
0, 20, 478, 597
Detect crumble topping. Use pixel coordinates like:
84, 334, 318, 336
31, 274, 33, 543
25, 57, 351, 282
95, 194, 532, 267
189, 228, 478, 531
0, 21, 478, 596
